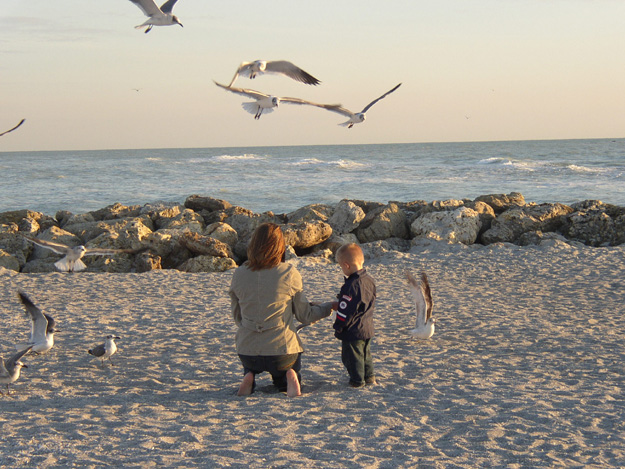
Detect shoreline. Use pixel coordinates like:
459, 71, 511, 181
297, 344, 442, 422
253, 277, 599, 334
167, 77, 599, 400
1, 244, 624, 466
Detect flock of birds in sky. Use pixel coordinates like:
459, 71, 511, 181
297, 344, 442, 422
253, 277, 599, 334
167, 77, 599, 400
1, 292, 120, 395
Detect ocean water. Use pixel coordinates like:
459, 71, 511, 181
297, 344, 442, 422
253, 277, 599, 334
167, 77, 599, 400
1, 139, 623, 217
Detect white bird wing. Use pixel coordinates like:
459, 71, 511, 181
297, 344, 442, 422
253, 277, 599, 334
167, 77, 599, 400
0, 119, 25, 137
128, 0, 163, 17
18, 292, 48, 344
159, 0, 179, 14
406, 271, 427, 329
228, 62, 254, 86
214, 81, 268, 100
314, 104, 354, 118
360, 83, 402, 113
264, 61, 321, 85
279, 97, 342, 110
6, 347, 32, 371
83, 248, 133, 257
23, 235, 71, 255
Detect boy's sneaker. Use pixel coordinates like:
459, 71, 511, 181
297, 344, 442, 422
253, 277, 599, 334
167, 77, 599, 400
348, 380, 365, 388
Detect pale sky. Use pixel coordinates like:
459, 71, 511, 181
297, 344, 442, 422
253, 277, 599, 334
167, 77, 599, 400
1, 0, 624, 152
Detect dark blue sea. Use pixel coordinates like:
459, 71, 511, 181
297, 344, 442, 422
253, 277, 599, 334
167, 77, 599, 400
1, 139, 623, 216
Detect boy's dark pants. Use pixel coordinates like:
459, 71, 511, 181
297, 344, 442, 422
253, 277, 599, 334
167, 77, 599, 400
341, 339, 374, 386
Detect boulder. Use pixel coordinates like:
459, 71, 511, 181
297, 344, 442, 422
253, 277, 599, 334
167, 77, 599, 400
0, 210, 56, 230
85, 219, 153, 251
474, 192, 526, 214
328, 200, 365, 234
179, 231, 233, 258
287, 204, 334, 224
0, 223, 18, 234
134, 251, 162, 272
28, 226, 81, 261
560, 209, 616, 247
410, 207, 481, 244
282, 221, 333, 250
0, 250, 20, 272
464, 200, 496, 235
222, 207, 280, 243
318, 232, 360, 254
0, 232, 32, 267
89, 203, 142, 221
517, 231, 569, 246
481, 203, 573, 245
204, 222, 238, 248
361, 238, 412, 259
177, 255, 237, 273
615, 215, 625, 246
140, 202, 184, 224
355, 203, 409, 243
184, 195, 232, 212
348, 200, 386, 214
156, 209, 204, 232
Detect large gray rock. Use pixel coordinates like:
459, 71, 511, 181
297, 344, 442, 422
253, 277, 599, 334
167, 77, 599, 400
178, 255, 237, 273
282, 221, 333, 250
318, 232, 360, 254
204, 222, 238, 249
222, 207, 281, 243
411, 207, 481, 244
481, 203, 572, 245
29, 226, 82, 261
464, 201, 496, 236
0, 250, 20, 271
89, 203, 142, 221
85, 219, 153, 252
184, 195, 232, 212
355, 203, 409, 243
287, 204, 334, 224
0, 232, 31, 267
328, 200, 365, 234
134, 251, 162, 272
474, 192, 526, 214
0, 210, 56, 231
560, 209, 616, 247
156, 209, 204, 232
178, 231, 233, 258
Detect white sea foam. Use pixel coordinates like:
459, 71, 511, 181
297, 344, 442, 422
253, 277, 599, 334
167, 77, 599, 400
209, 154, 263, 162
567, 164, 607, 174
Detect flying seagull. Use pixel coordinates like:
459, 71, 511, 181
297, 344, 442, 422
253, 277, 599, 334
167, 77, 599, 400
228, 60, 321, 87
0, 119, 25, 137
16, 292, 59, 354
23, 235, 134, 272
0, 347, 32, 395
406, 271, 435, 339
324, 83, 401, 128
89, 335, 121, 366
128, 0, 183, 33
214, 81, 340, 120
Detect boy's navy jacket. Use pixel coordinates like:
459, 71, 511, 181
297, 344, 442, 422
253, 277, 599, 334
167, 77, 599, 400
333, 268, 376, 341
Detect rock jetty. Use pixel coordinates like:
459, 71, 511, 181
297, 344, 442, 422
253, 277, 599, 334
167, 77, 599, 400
1, 192, 623, 273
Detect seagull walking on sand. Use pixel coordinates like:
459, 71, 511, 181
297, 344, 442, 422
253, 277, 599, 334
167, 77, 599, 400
0, 119, 25, 137
23, 235, 133, 272
406, 271, 436, 339
228, 60, 321, 87
324, 83, 402, 128
89, 335, 121, 366
127, 0, 183, 33
0, 347, 32, 395
214, 81, 340, 120
16, 292, 59, 354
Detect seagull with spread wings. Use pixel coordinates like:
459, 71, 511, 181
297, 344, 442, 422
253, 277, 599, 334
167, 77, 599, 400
0, 347, 32, 395
406, 271, 436, 339
16, 292, 59, 354
214, 81, 339, 120
23, 235, 134, 272
228, 60, 321, 87
325, 83, 401, 128
128, 0, 183, 33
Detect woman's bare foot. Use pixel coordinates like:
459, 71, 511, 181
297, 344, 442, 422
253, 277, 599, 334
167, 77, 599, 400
286, 369, 301, 397
237, 372, 255, 396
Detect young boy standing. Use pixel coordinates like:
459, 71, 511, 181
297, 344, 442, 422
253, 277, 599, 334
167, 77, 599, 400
332, 243, 377, 388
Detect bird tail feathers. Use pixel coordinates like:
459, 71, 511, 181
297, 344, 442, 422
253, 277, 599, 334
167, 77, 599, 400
15, 343, 32, 352
54, 258, 87, 272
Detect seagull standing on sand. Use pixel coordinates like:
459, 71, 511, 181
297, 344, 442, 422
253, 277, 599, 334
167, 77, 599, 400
228, 60, 321, 87
406, 271, 436, 339
89, 336, 121, 366
23, 235, 133, 272
214, 81, 340, 120
16, 292, 58, 354
324, 83, 402, 128
0, 119, 25, 137
0, 347, 32, 395
127, 0, 183, 33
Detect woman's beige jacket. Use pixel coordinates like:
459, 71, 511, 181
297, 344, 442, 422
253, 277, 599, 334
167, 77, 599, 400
229, 262, 333, 356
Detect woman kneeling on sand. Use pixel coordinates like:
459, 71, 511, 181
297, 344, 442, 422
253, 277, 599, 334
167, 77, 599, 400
229, 223, 333, 397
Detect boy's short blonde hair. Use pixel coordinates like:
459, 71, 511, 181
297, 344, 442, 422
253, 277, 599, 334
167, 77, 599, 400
336, 243, 364, 265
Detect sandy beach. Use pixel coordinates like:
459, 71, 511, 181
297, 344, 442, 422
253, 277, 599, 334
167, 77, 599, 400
1, 240, 624, 468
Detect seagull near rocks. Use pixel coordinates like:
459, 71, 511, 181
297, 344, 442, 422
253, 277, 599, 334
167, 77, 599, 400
325, 83, 401, 128
16, 292, 59, 354
214, 81, 340, 120
0, 347, 32, 395
128, 0, 183, 33
23, 235, 134, 272
0, 119, 25, 137
406, 271, 436, 339
228, 60, 321, 87
89, 335, 121, 366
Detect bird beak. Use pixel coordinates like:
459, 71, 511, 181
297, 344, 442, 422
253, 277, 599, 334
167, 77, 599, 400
22, 364, 28, 369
